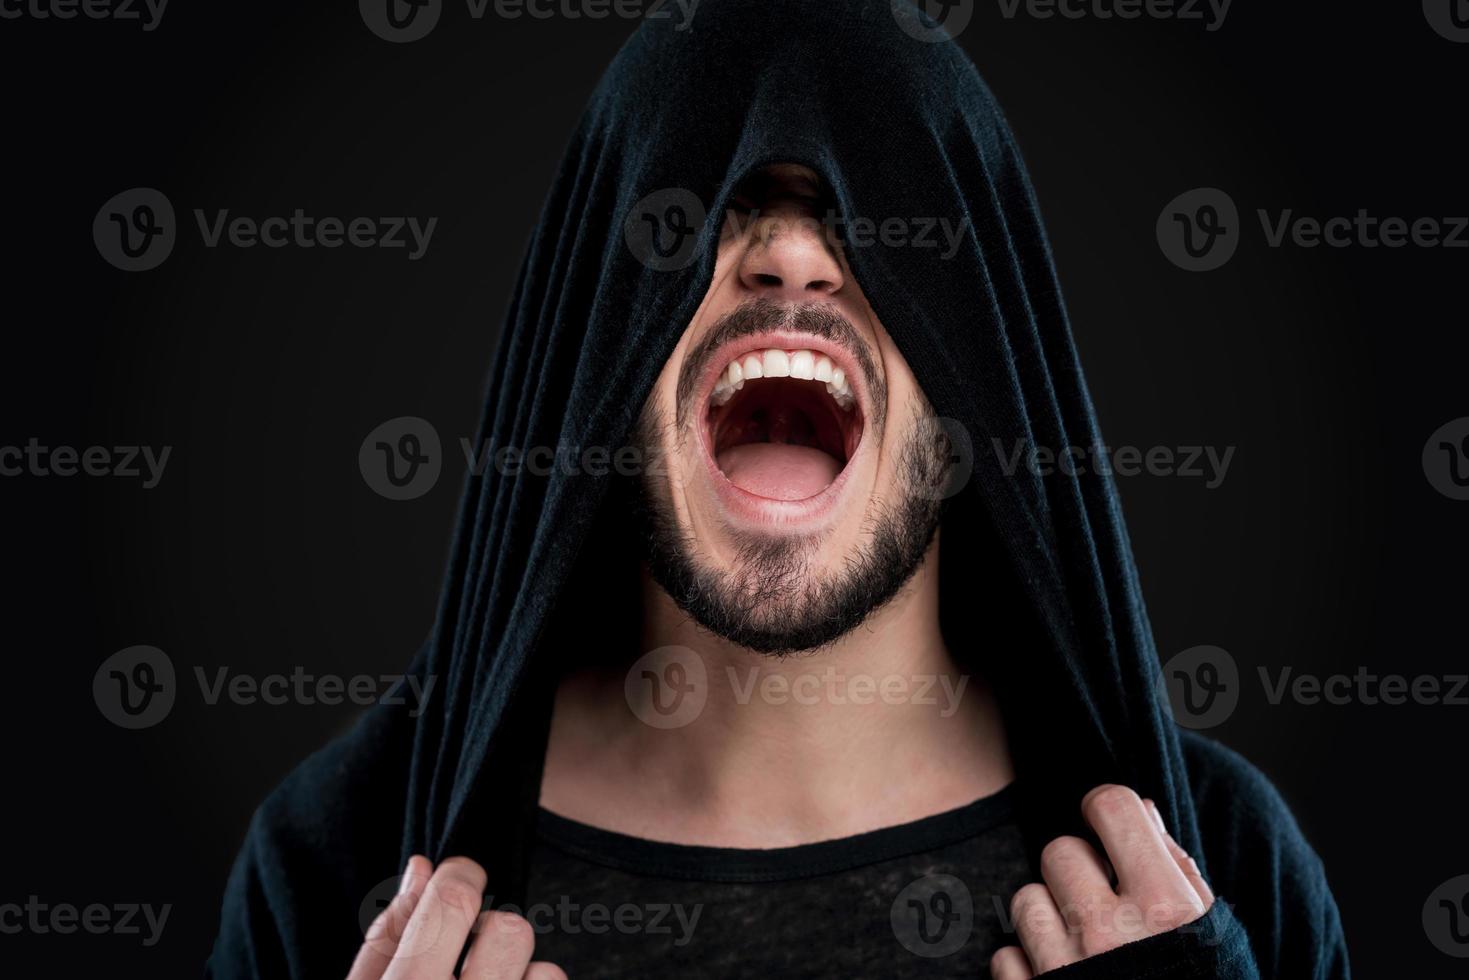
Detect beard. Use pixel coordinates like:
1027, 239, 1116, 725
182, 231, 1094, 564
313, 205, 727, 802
633, 395, 950, 656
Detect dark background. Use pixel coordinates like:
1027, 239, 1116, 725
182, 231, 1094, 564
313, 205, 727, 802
1, 0, 1464, 975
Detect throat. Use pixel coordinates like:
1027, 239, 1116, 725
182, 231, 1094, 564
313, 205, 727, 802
542, 578, 1012, 849
707, 375, 860, 500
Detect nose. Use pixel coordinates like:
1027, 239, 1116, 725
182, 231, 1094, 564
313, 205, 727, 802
736, 209, 845, 301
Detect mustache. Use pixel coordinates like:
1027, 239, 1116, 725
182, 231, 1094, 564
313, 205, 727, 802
675, 299, 885, 431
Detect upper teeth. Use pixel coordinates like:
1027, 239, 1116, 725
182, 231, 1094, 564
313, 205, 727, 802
711, 349, 855, 409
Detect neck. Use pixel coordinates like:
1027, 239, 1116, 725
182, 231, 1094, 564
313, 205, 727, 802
541, 538, 1014, 847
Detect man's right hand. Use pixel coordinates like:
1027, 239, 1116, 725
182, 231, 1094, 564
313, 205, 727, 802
348, 855, 566, 980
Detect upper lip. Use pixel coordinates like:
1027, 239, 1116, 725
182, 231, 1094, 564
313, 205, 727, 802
692, 328, 870, 422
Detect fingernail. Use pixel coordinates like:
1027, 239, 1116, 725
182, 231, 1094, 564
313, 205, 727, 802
398, 857, 417, 895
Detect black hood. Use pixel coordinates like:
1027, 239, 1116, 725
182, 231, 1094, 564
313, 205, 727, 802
211, 3, 1349, 976
414, 0, 1190, 876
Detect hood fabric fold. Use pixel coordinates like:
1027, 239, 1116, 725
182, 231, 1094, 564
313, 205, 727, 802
210, 3, 1348, 976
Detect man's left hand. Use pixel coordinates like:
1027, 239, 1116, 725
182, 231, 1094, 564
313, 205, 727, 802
990, 784, 1214, 978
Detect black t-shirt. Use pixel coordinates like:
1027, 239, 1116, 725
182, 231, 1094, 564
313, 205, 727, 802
521, 785, 1032, 977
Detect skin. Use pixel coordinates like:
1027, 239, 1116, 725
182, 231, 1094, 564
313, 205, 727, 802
349, 166, 1211, 976
989, 787, 1214, 978
539, 164, 1010, 847
348, 855, 564, 980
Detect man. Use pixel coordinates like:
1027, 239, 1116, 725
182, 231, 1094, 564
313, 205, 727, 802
211, 2, 1347, 978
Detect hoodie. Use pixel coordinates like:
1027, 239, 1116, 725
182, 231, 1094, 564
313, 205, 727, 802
208, 2, 1349, 976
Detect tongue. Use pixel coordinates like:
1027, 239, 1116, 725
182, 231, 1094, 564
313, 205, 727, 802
716, 443, 843, 501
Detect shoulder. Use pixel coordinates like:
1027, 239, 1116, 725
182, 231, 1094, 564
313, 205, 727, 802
209, 706, 412, 979
1179, 732, 1312, 854
1177, 731, 1350, 979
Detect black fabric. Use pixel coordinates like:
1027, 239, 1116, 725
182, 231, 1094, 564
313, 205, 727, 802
208, 1, 1349, 976
523, 788, 1032, 977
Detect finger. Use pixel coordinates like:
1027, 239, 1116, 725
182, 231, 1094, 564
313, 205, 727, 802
460, 910, 536, 980
348, 856, 433, 980
1039, 835, 1114, 918
1080, 785, 1197, 906
1144, 799, 1215, 909
384, 856, 488, 979
1009, 882, 1080, 974
989, 945, 1035, 980
524, 963, 569, 980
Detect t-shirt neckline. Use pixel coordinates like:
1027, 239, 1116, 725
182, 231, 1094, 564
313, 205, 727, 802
534, 783, 1017, 883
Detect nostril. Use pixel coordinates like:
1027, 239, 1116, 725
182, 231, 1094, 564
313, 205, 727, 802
753, 273, 782, 288
807, 278, 838, 293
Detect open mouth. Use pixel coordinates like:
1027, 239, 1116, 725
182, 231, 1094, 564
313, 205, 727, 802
703, 346, 866, 502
